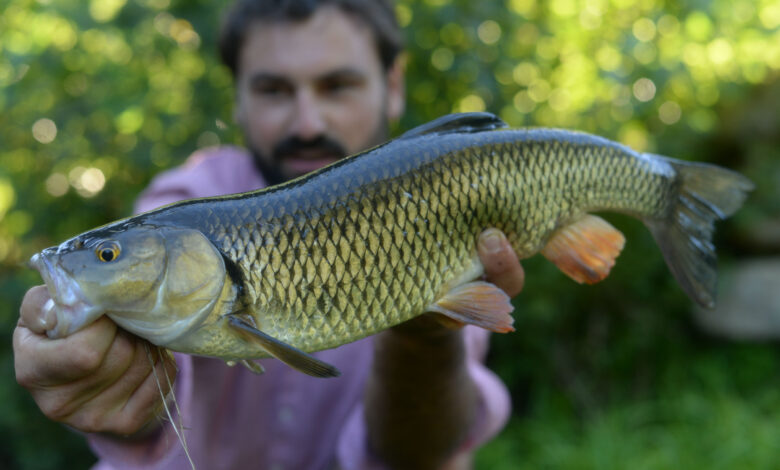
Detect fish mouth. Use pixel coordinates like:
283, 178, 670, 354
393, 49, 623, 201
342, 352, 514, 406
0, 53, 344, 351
28, 251, 104, 339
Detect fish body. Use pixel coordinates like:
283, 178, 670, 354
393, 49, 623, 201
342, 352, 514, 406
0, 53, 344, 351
30, 113, 753, 376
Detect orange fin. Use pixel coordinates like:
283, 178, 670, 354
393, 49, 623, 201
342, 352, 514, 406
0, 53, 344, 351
427, 281, 515, 333
541, 214, 626, 284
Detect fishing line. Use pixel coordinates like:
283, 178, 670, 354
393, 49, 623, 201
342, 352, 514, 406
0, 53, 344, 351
157, 348, 190, 441
145, 343, 195, 470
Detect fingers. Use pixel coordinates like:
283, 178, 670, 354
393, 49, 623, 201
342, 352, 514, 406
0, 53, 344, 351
65, 341, 177, 435
17, 326, 177, 434
113, 348, 179, 435
41, 329, 141, 419
19, 285, 54, 334
16, 285, 120, 385
15, 316, 120, 386
478, 228, 525, 298
15, 320, 128, 421
14, 284, 179, 435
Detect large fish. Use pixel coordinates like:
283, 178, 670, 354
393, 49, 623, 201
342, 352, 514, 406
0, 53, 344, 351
29, 113, 753, 377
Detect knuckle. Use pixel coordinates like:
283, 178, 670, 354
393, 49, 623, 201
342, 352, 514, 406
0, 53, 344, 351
37, 396, 74, 422
72, 412, 106, 434
71, 346, 106, 374
15, 368, 35, 389
110, 413, 147, 436
13, 347, 39, 389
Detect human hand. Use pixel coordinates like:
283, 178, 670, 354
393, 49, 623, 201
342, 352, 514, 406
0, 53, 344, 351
366, 228, 523, 468
477, 227, 524, 297
13, 285, 177, 436
389, 227, 523, 336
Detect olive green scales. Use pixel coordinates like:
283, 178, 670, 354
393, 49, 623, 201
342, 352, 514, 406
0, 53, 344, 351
31, 113, 753, 377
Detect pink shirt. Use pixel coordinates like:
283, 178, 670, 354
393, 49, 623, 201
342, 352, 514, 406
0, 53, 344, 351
87, 147, 510, 469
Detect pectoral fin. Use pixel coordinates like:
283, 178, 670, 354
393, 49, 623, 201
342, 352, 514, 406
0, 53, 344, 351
426, 281, 515, 333
225, 359, 266, 375
240, 360, 266, 374
226, 315, 341, 378
541, 214, 626, 284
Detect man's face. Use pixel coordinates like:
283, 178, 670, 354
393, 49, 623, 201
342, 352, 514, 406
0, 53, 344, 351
234, 6, 405, 183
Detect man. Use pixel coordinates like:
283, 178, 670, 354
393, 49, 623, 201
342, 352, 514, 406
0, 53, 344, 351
14, 1, 524, 468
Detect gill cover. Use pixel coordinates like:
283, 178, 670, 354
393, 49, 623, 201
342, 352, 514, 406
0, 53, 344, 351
108, 226, 227, 346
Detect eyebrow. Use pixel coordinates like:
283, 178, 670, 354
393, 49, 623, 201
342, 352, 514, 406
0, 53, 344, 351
318, 67, 368, 83
248, 72, 290, 88
247, 67, 368, 87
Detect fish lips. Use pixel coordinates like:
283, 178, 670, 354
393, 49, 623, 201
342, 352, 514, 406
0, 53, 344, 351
28, 251, 104, 339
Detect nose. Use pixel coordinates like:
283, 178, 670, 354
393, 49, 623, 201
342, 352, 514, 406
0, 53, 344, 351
290, 88, 326, 140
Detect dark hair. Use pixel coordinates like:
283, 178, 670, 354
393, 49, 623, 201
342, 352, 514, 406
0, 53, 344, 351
218, 0, 403, 76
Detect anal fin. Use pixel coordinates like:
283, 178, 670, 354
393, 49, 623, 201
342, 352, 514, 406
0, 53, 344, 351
426, 281, 514, 333
541, 214, 626, 284
226, 315, 341, 378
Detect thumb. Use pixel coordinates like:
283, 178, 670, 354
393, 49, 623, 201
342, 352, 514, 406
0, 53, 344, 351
478, 228, 525, 297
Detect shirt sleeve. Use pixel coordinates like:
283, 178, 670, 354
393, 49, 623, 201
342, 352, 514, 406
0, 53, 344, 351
336, 326, 511, 469
133, 146, 265, 214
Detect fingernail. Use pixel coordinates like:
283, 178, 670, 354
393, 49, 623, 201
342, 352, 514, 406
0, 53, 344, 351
480, 228, 506, 254
40, 299, 57, 331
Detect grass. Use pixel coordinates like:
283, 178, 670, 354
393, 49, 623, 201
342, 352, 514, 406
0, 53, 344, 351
477, 340, 780, 470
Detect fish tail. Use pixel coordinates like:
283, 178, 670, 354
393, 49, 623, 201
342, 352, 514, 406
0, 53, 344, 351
645, 156, 754, 309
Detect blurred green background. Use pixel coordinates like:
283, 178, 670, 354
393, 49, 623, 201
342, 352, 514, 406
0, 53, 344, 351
1, 0, 779, 468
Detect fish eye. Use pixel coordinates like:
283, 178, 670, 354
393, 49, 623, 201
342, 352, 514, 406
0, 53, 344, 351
95, 241, 121, 263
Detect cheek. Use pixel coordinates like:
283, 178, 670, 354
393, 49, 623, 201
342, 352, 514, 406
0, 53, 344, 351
238, 94, 289, 154
91, 259, 165, 307
333, 90, 386, 152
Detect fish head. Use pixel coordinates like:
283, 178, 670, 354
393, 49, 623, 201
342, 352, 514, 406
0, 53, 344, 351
29, 224, 226, 345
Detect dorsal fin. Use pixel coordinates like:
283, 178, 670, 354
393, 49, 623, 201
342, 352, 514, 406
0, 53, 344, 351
400, 112, 507, 139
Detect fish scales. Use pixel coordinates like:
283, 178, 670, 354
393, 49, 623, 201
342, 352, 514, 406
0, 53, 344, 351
31, 113, 752, 371
139, 129, 674, 354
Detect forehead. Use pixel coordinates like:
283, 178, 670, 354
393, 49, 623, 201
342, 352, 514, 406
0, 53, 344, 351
238, 6, 383, 80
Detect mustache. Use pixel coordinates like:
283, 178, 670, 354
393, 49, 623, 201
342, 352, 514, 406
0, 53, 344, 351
272, 135, 347, 160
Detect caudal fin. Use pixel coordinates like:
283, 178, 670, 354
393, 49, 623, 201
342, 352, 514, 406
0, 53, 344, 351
646, 157, 753, 309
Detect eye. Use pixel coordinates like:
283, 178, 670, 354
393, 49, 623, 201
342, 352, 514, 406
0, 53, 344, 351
251, 78, 294, 98
95, 241, 121, 263
320, 77, 359, 95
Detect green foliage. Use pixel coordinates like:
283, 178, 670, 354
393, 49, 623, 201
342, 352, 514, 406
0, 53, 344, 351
478, 341, 780, 470
0, 0, 778, 468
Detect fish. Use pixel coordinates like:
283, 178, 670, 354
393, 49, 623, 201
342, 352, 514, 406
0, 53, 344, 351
29, 112, 754, 377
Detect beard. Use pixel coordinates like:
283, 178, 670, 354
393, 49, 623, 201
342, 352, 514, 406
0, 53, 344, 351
248, 113, 390, 186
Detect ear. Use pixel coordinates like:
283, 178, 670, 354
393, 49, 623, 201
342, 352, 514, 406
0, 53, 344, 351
385, 53, 406, 122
